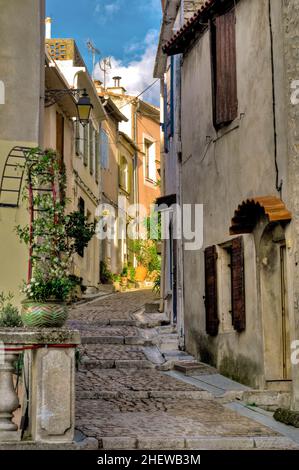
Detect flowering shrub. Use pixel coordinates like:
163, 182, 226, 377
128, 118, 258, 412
16, 148, 94, 302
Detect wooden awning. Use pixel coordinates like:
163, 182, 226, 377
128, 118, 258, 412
230, 196, 292, 235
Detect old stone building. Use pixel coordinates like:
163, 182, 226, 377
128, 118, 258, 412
157, 0, 299, 409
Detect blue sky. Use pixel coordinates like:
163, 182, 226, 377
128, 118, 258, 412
46, 0, 162, 103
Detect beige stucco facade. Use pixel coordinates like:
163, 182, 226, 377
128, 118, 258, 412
44, 53, 106, 291
0, 0, 45, 304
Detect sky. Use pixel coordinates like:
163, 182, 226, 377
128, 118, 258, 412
46, 0, 162, 104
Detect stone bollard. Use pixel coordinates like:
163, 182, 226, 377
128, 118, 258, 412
0, 329, 80, 444
0, 344, 22, 442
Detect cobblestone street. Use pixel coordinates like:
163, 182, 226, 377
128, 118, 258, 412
69, 289, 299, 450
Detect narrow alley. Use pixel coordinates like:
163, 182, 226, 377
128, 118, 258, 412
68, 290, 299, 450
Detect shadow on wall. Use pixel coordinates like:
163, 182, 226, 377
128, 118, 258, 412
189, 329, 262, 388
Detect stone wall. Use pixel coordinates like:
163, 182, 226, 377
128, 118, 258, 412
283, 0, 299, 409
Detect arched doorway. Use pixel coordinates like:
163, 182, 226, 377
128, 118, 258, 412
230, 196, 292, 388
260, 223, 291, 383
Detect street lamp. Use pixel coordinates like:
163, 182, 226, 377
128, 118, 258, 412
76, 89, 93, 126
45, 88, 93, 126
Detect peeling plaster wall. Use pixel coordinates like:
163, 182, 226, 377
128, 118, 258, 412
181, 0, 289, 389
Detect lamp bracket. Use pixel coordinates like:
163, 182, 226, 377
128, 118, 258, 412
44, 88, 86, 108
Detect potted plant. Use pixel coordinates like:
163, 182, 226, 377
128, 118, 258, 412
16, 148, 94, 328
112, 274, 121, 292
120, 266, 128, 287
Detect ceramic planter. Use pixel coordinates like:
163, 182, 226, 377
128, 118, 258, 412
21, 300, 68, 328
135, 265, 148, 282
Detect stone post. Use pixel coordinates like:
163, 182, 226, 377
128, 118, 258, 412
0, 329, 80, 444
0, 345, 22, 442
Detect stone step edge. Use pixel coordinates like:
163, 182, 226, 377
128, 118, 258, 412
76, 390, 213, 400
80, 336, 155, 346
79, 359, 156, 370
98, 436, 299, 450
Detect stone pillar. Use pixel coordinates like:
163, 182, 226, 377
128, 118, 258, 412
0, 329, 80, 443
0, 345, 22, 442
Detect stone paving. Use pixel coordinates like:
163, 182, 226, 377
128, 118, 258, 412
70, 289, 299, 450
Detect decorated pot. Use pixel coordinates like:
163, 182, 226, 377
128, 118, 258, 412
135, 265, 148, 282
21, 300, 68, 328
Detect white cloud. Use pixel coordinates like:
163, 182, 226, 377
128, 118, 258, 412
94, 30, 160, 105
94, 0, 122, 23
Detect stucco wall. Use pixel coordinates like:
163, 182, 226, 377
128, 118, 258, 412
181, 0, 288, 387
0, 0, 44, 304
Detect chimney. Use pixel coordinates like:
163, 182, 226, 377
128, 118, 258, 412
108, 76, 126, 95
45, 17, 52, 39
113, 76, 122, 87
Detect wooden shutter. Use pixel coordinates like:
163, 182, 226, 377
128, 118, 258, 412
56, 112, 64, 160
215, 8, 238, 126
95, 131, 99, 183
89, 126, 94, 175
205, 245, 219, 336
83, 124, 88, 166
231, 236, 246, 332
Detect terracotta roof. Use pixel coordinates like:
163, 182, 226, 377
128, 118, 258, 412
163, 0, 217, 54
230, 196, 292, 235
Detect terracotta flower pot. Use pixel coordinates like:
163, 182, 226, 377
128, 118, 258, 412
135, 265, 148, 282
21, 300, 68, 328
120, 276, 128, 287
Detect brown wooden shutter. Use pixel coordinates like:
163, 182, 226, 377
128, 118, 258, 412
215, 8, 238, 126
204, 245, 219, 336
56, 112, 64, 160
231, 236, 246, 332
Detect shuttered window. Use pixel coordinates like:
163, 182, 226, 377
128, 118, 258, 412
95, 131, 100, 183
231, 237, 246, 332
100, 128, 109, 169
89, 126, 94, 175
83, 124, 89, 167
211, 8, 238, 128
204, 245, 219, 336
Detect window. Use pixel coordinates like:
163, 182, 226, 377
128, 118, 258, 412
100, 128, 109, 169
89, 126, 94, 175
144, 139, 156, 183
205, 237, 245, 336
75, 121, 84, 157
119, 156, 130, 193
210, 7, 238, 128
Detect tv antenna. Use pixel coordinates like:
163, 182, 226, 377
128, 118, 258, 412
99, 57, 112, 89
86, 40, 101, 79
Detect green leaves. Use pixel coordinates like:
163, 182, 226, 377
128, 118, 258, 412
15, 148, 94, 302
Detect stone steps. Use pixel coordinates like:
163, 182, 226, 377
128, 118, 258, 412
98, 435, 299, 450
76, 389, 213, 400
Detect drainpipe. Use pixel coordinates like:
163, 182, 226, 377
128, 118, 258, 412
133, 101, 139, 243
39, 0, 46, 147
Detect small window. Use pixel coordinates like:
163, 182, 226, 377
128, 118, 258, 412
144, 139, 156, 183
210, 7, 238, 128
119, 156, 130, 193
